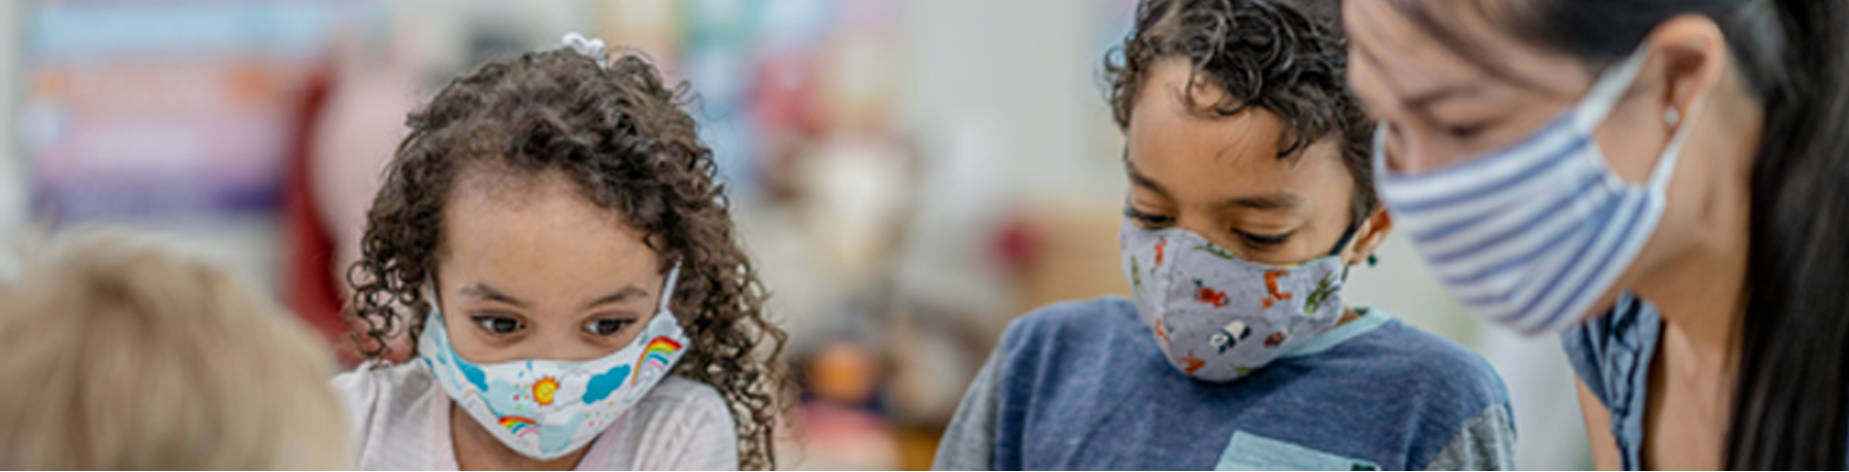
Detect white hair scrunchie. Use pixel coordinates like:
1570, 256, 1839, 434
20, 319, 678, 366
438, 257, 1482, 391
561, 32, 610, 68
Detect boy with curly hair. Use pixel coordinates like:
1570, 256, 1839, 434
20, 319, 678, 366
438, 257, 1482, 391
932, 1, 1514, 469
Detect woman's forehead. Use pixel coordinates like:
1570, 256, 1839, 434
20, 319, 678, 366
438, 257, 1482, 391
1345, 0, 1592, 99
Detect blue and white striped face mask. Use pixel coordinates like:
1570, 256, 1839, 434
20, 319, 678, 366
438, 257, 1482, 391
1372, 47, 1699, 335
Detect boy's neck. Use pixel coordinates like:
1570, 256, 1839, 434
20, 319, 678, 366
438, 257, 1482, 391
1336, 307, 1362, 327
450, 404, 590, 471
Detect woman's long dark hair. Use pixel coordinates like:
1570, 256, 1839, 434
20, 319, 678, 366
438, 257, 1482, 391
1387, 0, 1849, 468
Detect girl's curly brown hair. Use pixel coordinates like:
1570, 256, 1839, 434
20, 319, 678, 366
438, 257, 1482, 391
343, 47, 789, 470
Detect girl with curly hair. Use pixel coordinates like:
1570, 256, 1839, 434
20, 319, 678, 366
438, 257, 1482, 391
332, 35, 787, 470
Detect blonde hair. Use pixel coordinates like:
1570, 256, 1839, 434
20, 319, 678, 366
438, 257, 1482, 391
0, 230, 349, 469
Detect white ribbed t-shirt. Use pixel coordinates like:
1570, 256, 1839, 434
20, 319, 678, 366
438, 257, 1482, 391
332, 360, 739, 471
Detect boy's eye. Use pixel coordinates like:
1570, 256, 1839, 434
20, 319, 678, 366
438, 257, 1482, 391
1124, 206, 1175, 228
472, 315, 524, 335
586, 318, 635, 337
1236, 230, 1292, 247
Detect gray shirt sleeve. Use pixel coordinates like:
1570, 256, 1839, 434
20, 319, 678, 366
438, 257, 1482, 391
931, 339, 1008, 471
1423, 402, 1517, 471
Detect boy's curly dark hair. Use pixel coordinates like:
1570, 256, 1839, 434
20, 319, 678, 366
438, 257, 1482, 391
1105, 0, 1377, 222
343, 48, 789, 470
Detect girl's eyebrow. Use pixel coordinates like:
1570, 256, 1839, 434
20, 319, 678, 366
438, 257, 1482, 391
583, 286, 648, 310
460, 283, 530, 308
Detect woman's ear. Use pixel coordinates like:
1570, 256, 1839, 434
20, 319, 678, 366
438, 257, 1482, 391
1648, 14, 1728, 124
1344, 208, 1393, 267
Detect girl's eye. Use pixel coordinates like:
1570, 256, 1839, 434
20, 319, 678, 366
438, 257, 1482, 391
472, 316, 524, 335
1124, 206, 1175, 228
1236, 230, 1292, 247
586, 318, 634, 337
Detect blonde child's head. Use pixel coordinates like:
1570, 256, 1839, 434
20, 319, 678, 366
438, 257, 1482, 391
0, 230, 348, 469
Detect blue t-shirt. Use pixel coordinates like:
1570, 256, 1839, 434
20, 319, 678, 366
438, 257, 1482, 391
936, 297, 1514, 470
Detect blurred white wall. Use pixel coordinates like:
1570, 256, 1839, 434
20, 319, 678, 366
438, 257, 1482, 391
2, 0, 23, 280
902, 0, 1118, 199
893, 0, 1125, 329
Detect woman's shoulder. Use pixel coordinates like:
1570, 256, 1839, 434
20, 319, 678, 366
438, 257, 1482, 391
1559, 293, 1662, 408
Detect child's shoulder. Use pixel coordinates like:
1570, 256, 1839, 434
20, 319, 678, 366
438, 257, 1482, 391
1001, 296, 1141, 347
328, 359, 447, 469
637, 376, 731, 419
1311, 311, 1509, 404
331, 359, 437, 406
592, 376, 739, 470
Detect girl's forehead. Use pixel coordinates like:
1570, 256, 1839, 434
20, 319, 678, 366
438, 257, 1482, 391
439, 171, 660, 294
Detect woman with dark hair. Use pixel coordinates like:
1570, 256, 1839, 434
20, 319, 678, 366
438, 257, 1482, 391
1343, 0, 1848, 469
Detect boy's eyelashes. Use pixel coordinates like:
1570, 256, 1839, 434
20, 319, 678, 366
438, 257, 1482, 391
1125, 205, 1294, 248
1235, 229, 1293, 247
1124, 206, 1175, 227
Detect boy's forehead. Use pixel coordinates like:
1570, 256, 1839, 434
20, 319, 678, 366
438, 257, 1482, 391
1125, 72, 1350, 209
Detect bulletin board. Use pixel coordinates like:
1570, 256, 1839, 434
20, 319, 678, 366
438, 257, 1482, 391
20, 1, 344, 223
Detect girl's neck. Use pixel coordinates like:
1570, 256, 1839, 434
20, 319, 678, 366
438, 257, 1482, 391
1632, 98, 1761, 374
450, 404, 588, 471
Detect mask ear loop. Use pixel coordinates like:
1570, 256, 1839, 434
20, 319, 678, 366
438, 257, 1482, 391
657, 260, 682, 314
1330, 204, 1383, 273
424, 274, 442, 319
1329, 218, 1366, 281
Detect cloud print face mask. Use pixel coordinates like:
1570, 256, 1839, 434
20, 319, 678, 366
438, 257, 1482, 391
418, 264, 691, 460
1120, 221, 1353, 382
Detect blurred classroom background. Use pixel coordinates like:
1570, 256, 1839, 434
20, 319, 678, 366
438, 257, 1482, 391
0, 0, 1591, 469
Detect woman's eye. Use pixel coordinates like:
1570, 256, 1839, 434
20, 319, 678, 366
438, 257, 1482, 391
1123, 207, 1175, 227
1236, 230, 1292, 247
1444, 127, 1484, 140
586, 318, 634, 337
1440, 120, 1497, 141
472, 316, 523, 335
